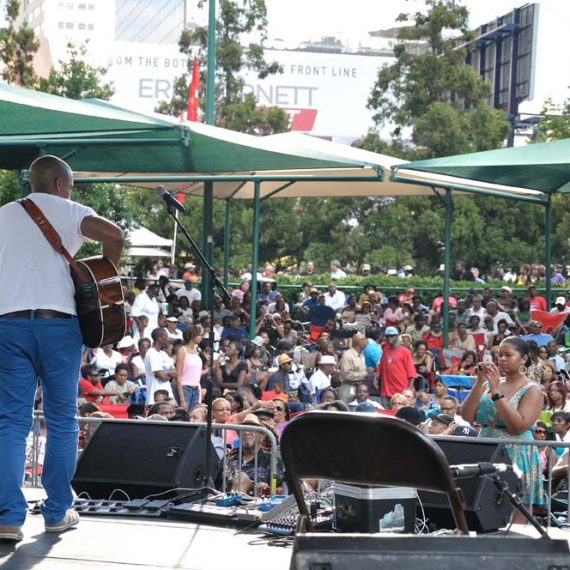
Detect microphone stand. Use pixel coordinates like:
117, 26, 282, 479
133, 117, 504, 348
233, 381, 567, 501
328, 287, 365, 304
488, 474, 549, 538
160, 201, 232, 488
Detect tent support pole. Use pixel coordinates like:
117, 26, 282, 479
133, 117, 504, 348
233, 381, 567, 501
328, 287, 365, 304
249, 181, 261, 339
201, 182, 213, 307
223, 199, 231, 288
443, 188, 453, 348
545, 196, 553, 309
201, 0, 216, 308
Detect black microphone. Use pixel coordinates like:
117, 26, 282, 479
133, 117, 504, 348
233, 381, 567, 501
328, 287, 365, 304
155, 185, 187, 214
449, 462, 516, 479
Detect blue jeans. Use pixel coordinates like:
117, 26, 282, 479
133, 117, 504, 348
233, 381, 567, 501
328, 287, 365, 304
180, 385, 200, 411
0, 317, 82, 526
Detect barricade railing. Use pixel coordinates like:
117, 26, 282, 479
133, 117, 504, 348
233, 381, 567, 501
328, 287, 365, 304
29, 413, 280, 499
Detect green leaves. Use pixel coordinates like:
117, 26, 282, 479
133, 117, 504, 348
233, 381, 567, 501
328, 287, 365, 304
155, 0, 287, 134
38, 42, 114, 100
536, 98, 570, 142
367, 0, 510, 157
0, 0, 39, 87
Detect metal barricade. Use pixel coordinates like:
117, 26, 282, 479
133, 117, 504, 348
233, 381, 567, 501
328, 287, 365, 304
28, 413, 281, 499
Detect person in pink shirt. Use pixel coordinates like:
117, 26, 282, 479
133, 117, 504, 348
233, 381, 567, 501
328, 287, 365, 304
383, 296, 404, 329
175, 325, 203, 411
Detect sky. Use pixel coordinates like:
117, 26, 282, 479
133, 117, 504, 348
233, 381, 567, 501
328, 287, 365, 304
263, 0, 570, 112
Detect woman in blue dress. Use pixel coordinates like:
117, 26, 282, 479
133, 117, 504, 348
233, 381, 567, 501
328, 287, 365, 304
462, 337, 543, 523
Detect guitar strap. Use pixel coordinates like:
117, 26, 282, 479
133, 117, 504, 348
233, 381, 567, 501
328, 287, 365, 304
19, 198, 116, 307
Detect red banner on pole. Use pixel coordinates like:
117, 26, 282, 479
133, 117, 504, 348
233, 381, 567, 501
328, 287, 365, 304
187, 56, 200, 121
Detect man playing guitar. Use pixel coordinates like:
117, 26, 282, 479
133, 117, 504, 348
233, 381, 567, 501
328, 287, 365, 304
0, 155, 123, 542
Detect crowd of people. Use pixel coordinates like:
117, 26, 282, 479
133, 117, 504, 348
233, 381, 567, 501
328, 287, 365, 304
55, 259, 570, 509
148, 258, 570, 286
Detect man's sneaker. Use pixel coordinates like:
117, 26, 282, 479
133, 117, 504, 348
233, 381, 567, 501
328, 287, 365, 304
45, 509, 80, 533
0, 525, 23, 542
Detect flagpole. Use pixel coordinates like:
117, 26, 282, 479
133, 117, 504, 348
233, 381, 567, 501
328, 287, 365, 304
171, 209, 178, 265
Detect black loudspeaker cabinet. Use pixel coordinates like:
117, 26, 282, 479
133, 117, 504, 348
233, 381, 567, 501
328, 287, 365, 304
72, 420, 219, 499
290, 535, 570, 570
418, 437, 520, 533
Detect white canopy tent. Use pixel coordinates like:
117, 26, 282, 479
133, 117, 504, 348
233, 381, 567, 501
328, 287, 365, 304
126, 227, 173, 259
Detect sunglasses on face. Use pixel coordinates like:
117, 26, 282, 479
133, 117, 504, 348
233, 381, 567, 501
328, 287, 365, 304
534, 429, 547, 434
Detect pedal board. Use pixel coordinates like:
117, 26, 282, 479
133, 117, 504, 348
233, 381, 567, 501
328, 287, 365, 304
165, 501, 263, 528
30, 498, 171, 518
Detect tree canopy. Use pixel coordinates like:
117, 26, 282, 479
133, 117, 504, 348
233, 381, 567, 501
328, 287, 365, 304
39, 42, 115, 100
0, 0, 39, 87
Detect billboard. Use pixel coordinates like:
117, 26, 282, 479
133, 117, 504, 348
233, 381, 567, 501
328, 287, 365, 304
242, 49, 392, 141
466, 3, 538, 110
84, 41, 391, 143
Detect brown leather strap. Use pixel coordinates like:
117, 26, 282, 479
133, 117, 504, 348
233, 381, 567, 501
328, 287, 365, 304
19, 198, 117, 308
19, 198, 91, 283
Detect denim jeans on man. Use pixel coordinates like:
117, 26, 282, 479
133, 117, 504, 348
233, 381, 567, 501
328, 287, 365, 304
0, 317, 82, 526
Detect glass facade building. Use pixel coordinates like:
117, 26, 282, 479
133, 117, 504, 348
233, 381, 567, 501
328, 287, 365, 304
115, 0, 185, 44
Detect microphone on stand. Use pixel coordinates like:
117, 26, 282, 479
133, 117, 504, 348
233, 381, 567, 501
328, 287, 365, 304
449, 462, 519, 479
155, 185, 187, 214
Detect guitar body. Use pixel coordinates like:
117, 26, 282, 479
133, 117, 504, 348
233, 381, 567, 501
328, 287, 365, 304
73, 256, 126, 348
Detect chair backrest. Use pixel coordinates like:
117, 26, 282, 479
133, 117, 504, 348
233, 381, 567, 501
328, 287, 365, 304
280, 411, 469, 534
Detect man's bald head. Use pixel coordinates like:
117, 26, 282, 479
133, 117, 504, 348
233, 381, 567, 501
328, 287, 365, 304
29, 155, 73, 197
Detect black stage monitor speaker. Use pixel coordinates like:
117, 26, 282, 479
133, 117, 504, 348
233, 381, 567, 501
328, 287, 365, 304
418, 437, 520, 533
290, 534, 570, 570
72, 420, 219, 499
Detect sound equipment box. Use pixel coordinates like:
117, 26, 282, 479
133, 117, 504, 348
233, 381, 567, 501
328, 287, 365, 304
72, 420, 220, 499
290, 534, 570, 570
418, 437, 520, 532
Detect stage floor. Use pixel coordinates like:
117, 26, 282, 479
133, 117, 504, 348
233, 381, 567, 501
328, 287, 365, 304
1, 490, 567, 570
0, 490, 292, 570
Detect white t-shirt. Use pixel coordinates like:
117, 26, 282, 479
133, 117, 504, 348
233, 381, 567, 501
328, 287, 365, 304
0, 193, 95, 314
131, 291, 160, 333
166, 328, 183, 341
130, 354, 146, 377
308, 368, 332, 395
94, 348, 123, 375
324, 290, 346, 311
144, 347, 174, 405
175, 288, 202, 303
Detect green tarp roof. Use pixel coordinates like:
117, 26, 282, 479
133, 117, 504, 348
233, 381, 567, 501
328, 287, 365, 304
394, 138, 570, 195
0, 83, 556, 203
0, 83, 359, 174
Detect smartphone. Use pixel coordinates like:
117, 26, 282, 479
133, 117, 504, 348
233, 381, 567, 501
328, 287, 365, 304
483, 354, 493, 364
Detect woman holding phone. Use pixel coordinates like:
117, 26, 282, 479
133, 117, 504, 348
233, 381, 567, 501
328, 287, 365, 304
461, 337, 543, 522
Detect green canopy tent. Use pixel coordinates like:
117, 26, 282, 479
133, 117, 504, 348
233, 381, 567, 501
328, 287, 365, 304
392, 139, 570, 336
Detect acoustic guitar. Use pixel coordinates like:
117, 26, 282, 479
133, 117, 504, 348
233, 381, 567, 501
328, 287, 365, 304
73, 256, 126, 348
